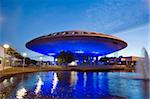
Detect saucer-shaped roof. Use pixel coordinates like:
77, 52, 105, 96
26, 30, 127, 56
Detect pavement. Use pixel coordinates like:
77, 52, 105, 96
0, 66, 12, 71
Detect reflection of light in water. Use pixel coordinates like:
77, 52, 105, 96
2, 77, 14, 87
16, 88, 27, 99
35, 76, 44, 94
3, 79, 9, 87
83, 72, 87, 87
10, 77, 14, 84
70, 71, 78, 88
93, 72, 98, 88
51, 73, 58, 93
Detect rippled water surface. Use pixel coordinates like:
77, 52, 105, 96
0, 71, 149, 99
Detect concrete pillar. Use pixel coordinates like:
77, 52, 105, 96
54, 57, 56, 65
96, 56, 99, 65
78, 55, 83, 65
90, 56, 93, 65
86, 56, 89, 64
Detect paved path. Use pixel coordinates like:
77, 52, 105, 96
0, 66, 12, 71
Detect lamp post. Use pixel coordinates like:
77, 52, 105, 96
22, 53, 27, 71
39, 57, 43, 70
3, 44, 10, 71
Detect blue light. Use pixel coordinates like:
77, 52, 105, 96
75, 51, 84, 54
92, 51, 99, 54
27, 39, 123, 56
48, 53, 56, 56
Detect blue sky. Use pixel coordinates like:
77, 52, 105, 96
0, 0, 149, 60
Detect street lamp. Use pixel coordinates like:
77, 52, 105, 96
39, 57, 43, 60
3, 44, 10, 49
22, 53, 27, 70
23, 53, 27, 57
3, 44, 10, 71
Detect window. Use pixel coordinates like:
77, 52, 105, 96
56, 32, 61, 35
48, 34, 52, 36
74, 32, 78, 34
65, 32, 69, 34
113, 42, 118, 45
83, 32, 88, 34
53, 33, 57, 36
91, 32, 96, 34
72, 32, 75, 34
62, 32, 66, 35
40, 36, 46, 38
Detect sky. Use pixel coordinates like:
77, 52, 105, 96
0, 0, 150, 60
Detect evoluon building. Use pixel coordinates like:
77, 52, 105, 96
26, 30, 127, 65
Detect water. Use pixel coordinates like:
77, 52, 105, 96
0, 71, 149, 99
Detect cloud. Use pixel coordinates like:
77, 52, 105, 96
85, 0, 149, 33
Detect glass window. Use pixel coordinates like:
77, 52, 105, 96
48, 34, 52, 36
83, 32, 88, 34
74, 32, 78, 34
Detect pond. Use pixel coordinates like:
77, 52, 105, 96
0, 71, 149, 99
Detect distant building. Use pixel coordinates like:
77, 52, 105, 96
118, 56, 142, 66
100, 56, 143, 67
0, 45, 22, 69
0, 46, 4, 67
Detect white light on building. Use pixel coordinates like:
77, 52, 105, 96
3, 44, 10, 49
16, 88, 27, 99
22, 53, 27, 57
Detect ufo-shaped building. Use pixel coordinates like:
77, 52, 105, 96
26, 30, 127, 64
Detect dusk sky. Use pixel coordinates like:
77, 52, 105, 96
0, 0, 149, 60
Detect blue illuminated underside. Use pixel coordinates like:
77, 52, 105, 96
28, 39, 124, 56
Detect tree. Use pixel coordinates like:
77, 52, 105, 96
99, 57, 110, 65
24, 57, 38, 66
57, 51, 75, 66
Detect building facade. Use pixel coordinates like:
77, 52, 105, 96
0, 46, 4, 68
0, 45, 22, 70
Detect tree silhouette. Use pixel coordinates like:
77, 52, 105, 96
57, 51, 75, 66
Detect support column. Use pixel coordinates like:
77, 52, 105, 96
54, 57, 56, 65
90, 56, 93, 65
86, 56, 89, 64
78, 55, 83, 65
96, 56, 99, 65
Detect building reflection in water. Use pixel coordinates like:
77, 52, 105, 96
51, 73, 59, 93
10, 77, 14, 84
2, 79, 9, 87
107, 72, 149, 99
0, 72, 148, 98
68, 71, 109, 97
0, 77, 14, 91
83, 72, 87, 88
142, 80, 149, 99
70, 71, 78, 89
34, 75, 44, 94
16, 87, 27, 99
0, 78, 12, 98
